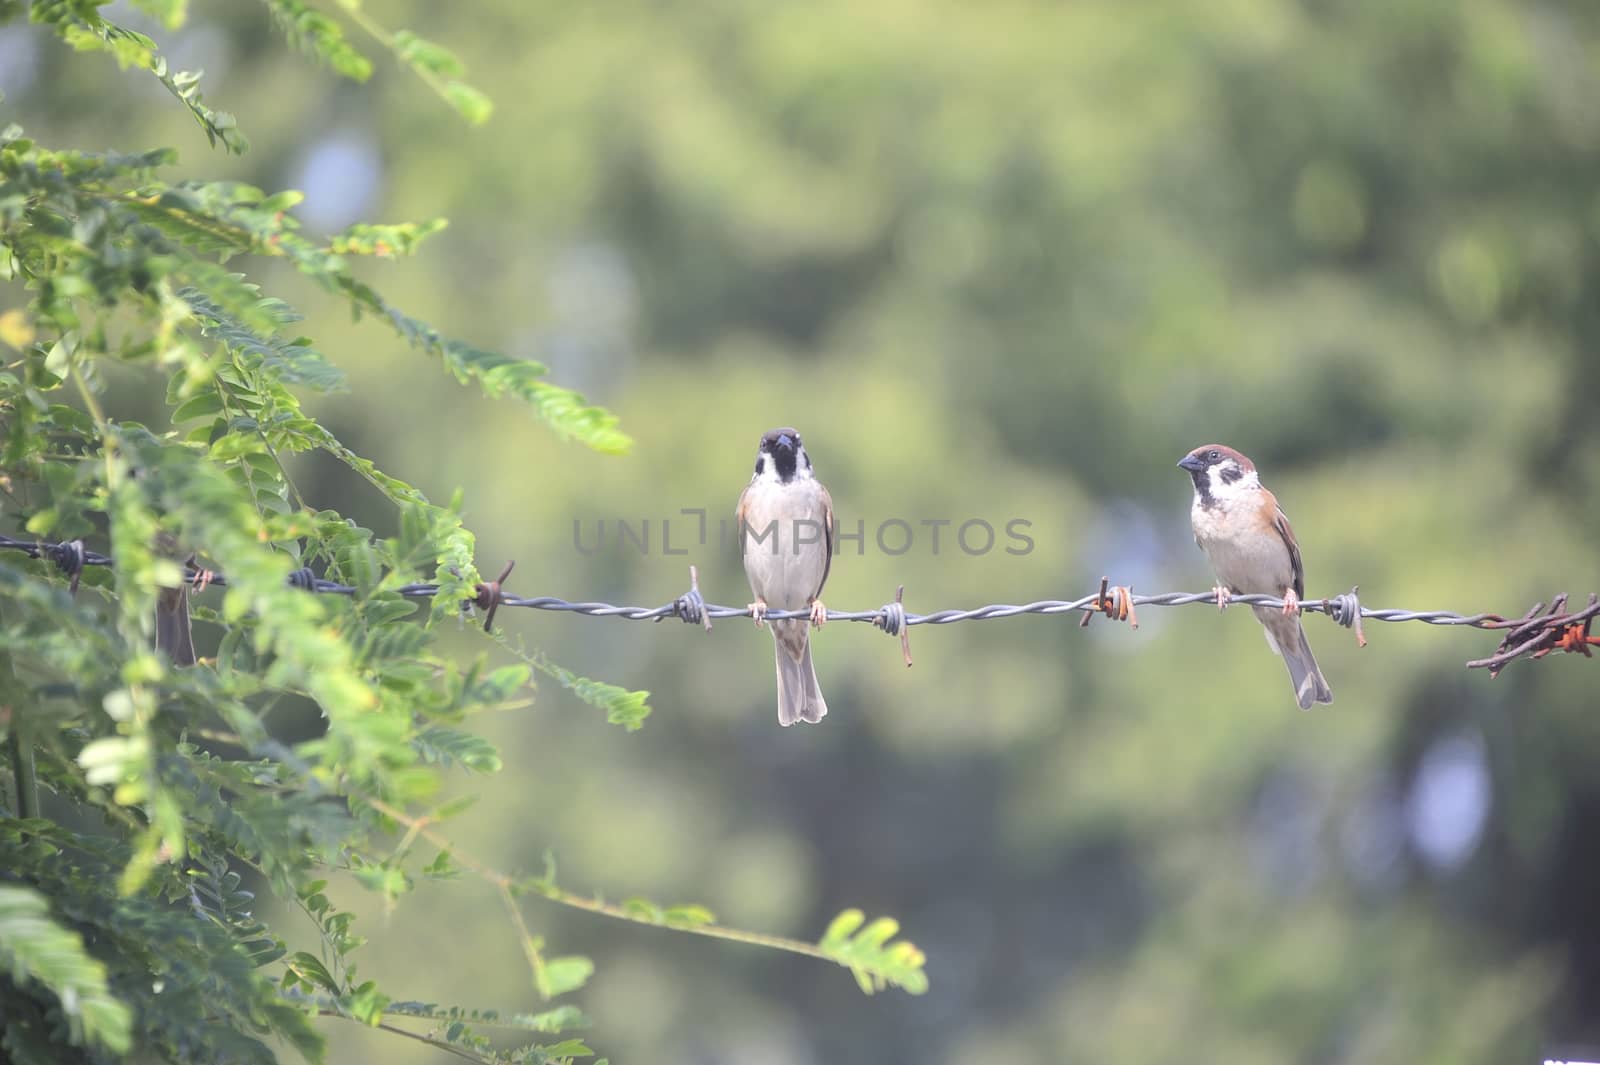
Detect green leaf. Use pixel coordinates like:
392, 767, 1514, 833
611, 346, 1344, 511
353, 862, 413, 900
348, 980, 391, 1026
392, 31, 464, 77
286, 951, 341, 994
129, 0, 187, 30
171, 389, 224, 422
181, 286, 347, 393
662, 904, 717, 928
414, 726, 502, 773
815, 909, 928, 996
122, 194, 254, 256
535, 1039, 594, 1059
472, 663, 532, 704
537, 955, 593, 999
617, 898, 717, 928
422, 850, 462, 880
384, 1001, 590, 1033
492, 637, 651, 730
0, 886, 134, 1054
820, 908, 865, 948
327, 218, 447, 257
442, 81, 493, 126
435, 338, 627, 453
522, 1005, 589, 1034
264, 0, 373, 81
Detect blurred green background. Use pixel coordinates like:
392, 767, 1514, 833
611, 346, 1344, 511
7, 0, 1600, 1060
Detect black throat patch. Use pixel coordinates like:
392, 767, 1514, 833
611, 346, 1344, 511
1190, 469, 1215, 508
771, 447, 799, 482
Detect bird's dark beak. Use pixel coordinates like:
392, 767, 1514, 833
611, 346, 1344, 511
1176, 454, 1206, 473
776, 433, 794, 452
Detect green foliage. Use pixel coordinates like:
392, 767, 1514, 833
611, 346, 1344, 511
0, 8, 925, 1064
533, 953, 593, 1000
489, 633, 652, 731
818, 910, 929, 996
378, 1001, 595, 1064
128, 0, 186, 30
28, 1, 246, 153
0, 882, 133, 1056
323, 0, 494, 125
262, 0, 373, 82
523, 855, 929, 997
619, 897, 717, 927
0, 820, 322, 1065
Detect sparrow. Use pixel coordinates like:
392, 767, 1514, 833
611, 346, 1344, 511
153, 529, 197, 667
1178, 445, 1332, 709
736, 427, 833, 726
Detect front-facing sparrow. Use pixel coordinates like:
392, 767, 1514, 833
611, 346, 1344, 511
1178, 444, 1333, 709
737, 427, 833, 726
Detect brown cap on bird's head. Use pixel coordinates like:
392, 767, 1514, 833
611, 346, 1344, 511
760, 427, 802, 451
1177, 444, 1254, 474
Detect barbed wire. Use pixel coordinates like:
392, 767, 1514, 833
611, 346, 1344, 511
3, 534, 1596, 677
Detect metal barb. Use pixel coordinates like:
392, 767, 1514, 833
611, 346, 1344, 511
1325, 585, 1367, 648
47, 539, 86, 595
1079, 577, 1110, 629
669, 564, 712, 633
1467, 594, 1600, 677
873, 585, 912, 667
473, 560, 516, 634
1078, 577, 1137, 629
1117, 585, 1137, 628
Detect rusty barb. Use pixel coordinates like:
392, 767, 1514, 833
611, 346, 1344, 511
471, 560, 517, 634
1, 534, 1595, 677
1080, 576, 1137, 630
1465, 593, 1600, 678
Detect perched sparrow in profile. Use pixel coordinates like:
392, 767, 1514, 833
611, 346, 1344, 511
736, 428, 833, 726
1178, 445, 1332, 709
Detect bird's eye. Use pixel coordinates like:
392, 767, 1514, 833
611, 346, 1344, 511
1207, 450, 1220, 461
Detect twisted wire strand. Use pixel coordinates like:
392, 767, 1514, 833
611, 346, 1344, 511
3, 535, 1595, 674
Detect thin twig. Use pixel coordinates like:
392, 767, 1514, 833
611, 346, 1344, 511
0, 601, 38, 820
361, 797, 834, 968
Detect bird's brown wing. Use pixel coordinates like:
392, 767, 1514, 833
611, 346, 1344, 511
815, 481, 833, 600
1272, 505, 1306, 600
735, 482, 751, 560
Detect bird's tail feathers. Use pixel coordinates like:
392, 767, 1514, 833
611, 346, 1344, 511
773, 621, 826, 726
156, 588, 197, 667
1258, 611, 1333, 711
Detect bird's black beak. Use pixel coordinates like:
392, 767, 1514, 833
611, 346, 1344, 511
1176, 454, 1206, 473
776, 433, 795, 452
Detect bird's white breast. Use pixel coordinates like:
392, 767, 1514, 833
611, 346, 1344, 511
740, 479, 830, 609
1191, 494, 1293, 595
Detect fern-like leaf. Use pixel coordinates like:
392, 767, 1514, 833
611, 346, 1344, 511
817, 909, 930, 995
0, 884, 134, 1054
